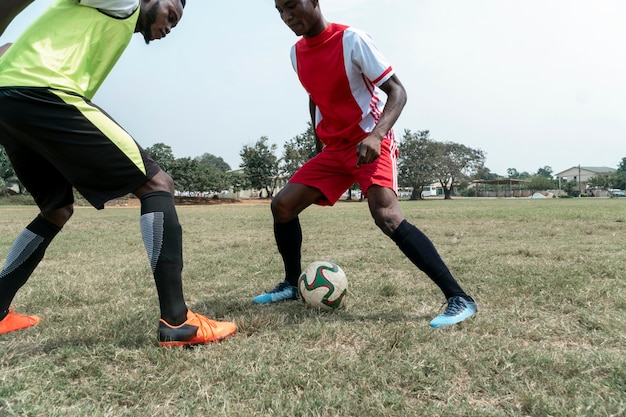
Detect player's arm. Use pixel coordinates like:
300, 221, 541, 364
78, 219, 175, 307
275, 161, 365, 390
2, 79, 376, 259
309, 96, 323, 154
0, 0, 34, 37
356, 74, 407, 167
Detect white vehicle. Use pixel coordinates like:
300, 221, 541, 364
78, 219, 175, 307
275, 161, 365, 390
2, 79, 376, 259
421, 186, 438, 197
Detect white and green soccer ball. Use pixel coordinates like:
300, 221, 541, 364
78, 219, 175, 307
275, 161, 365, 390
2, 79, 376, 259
298, 261, 348, 310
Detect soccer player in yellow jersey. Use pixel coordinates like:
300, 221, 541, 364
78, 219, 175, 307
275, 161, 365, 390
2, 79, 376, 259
0, 0, 237, 346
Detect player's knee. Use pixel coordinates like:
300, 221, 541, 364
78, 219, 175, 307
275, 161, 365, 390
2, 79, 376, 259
373, 211, 402, 236
135, 170, 175, 197
151, 170, 174, 193
271, 194, 293, 223
41, 204, 73, 228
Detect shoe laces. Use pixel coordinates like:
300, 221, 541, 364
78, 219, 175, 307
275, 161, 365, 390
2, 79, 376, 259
268, 280, 292, 294
192, 312, 218, 338
440, 297, 467, 316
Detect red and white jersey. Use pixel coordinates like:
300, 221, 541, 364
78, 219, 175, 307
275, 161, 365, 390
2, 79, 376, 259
291, 23, 394, 149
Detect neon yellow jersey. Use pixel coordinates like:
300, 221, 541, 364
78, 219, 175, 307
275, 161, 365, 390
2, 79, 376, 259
0, 0, 139, 99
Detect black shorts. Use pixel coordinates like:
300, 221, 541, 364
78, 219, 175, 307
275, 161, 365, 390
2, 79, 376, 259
0, 87, 160, 210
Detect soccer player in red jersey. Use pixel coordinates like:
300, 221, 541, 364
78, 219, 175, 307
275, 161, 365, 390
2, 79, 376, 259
254, 0, 477, 328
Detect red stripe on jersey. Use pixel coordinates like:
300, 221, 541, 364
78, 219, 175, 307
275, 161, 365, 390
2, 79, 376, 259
372, 67, 393, 85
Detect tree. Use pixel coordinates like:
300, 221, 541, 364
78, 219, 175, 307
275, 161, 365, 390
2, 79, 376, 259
240, 137, 280, 198
0, 146, 22, 194
588, 174, 611, 190
507, 168, 519, 179
145, 143, 176, 173
398, 129, 438, 200
168, 157, 202, 194
0, 146, 15, 181
472, 166, 499, 181
431, 141, 485, 199
563, 179, 577, 196
195, 153, 231, 172
281, 121, 317, 179
535, 166, 553, 178
527, 175, 555, 193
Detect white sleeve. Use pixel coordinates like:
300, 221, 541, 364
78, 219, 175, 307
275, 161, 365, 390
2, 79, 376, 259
78, 0, 139, 18
345, 27, 394, 87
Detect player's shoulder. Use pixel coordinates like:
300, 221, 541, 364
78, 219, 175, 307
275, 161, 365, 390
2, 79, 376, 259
78, 0, 139, 18
342, 25, 374, 42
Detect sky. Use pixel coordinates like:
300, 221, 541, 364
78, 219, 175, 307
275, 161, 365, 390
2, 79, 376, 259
2, 0, 625, 177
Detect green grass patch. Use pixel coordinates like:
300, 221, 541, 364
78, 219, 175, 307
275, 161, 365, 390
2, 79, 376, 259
1, 198, 625, 416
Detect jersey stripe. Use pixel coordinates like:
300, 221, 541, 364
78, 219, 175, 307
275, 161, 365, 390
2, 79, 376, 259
50, 90, 147, 175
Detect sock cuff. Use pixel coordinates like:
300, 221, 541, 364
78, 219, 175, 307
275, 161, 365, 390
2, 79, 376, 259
140, 191, 173, 201
27, 215, 62, 237
274, 216, 300, 231
140, 191, 175, 215
390, 219, 411, 243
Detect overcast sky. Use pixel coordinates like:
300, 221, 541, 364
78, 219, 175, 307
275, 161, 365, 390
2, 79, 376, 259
2, 0, 625, 176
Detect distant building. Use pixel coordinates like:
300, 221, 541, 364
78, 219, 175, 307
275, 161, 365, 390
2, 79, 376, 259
554, 166, 616, 192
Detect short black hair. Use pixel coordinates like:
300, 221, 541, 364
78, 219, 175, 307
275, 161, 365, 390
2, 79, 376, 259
181, 0, 186, 7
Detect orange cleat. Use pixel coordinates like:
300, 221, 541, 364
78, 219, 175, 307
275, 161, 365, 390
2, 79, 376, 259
158, 310, 236, 347
0, 307, 40, 335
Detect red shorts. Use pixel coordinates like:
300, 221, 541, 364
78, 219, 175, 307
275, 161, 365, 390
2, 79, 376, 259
289, 136, 398, 206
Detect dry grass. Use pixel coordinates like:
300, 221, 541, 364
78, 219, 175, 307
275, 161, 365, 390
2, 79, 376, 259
0, 198, 625, 416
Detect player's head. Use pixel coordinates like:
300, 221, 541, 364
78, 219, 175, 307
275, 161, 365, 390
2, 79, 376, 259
275, 0, 326, 38
137, 0, 186, 45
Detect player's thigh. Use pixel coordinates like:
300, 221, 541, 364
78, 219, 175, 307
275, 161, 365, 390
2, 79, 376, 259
366, 185, 403, 235
272, 182, 324, 221
3, 142, 74, 212
289, 150, 356, 206
3, 89, 158, 208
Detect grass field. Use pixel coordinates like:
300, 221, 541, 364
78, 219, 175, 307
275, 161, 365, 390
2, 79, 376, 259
0, 198, 624, 416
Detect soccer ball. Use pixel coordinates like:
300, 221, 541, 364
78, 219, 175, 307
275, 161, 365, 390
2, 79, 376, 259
298, 261, 348, 310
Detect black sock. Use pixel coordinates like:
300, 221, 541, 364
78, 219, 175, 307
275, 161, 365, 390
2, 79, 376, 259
390, 220, 467, 300
0, 215, 61, 314
140, 191, 187, 325
275, 217, 302, 286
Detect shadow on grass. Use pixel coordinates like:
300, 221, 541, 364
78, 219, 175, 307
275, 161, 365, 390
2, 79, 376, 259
13, 295, 435, 352
190, 294, 434, 337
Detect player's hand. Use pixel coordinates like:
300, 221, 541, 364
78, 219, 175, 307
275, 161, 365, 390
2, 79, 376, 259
356, 136, 382, 167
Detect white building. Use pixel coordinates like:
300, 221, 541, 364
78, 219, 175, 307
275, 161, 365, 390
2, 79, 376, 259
554, 166, 616, 193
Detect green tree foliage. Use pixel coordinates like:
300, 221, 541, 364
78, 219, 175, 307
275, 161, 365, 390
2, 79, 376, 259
398, 130, 438, 200
195, 153, 231, 172
398, 130, 485, 200
145, 144, 230, 195
563, 179, 577, 196
282, 122, 317, 179
472, 166, 499, 181
0, 146, 15, 181
507, 168, 531, 179
587, 173, 611, 190
506, 168, 519, 179
535, 166, 554, 178
240, 136, 280, 198
527, 175, 556, 192
430, 141, 485, 199
588, 158, 626, 191
0, 146, 21, 194
145, 143, 176, 173
167, 157, 229, 195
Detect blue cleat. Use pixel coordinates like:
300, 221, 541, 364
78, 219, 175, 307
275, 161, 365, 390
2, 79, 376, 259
429, 296, 478, 328
252, 281, 299, 304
